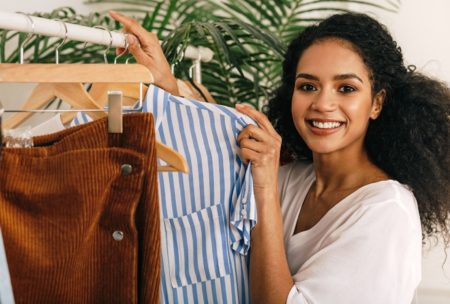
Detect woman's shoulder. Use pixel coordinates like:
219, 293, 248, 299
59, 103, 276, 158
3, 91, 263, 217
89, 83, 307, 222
355, 180, 415, 206
351, 180, 421, 231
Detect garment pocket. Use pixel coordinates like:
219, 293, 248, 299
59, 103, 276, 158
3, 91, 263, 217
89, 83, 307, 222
163, 204, 232, 288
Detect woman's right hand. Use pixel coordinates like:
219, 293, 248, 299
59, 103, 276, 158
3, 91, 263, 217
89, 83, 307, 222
235, 104, 282, 201
109, 11, 179, 96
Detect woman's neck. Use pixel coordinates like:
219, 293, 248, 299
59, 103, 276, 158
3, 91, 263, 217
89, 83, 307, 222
311, 146, 388, 196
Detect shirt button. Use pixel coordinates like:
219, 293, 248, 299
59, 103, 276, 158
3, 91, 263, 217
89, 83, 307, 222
240, 209, 247, 218
121, 164, 132, 175
112, 231, 124, 241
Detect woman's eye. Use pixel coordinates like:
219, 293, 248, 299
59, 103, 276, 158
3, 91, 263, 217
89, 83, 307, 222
299, 84, 317, 91
338, 85, 356, 93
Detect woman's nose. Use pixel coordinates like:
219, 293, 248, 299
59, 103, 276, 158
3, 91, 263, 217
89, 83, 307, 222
310, 89, 337, 112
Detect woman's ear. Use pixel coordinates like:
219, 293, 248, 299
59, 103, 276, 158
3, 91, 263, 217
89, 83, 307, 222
370, 89, 386, 120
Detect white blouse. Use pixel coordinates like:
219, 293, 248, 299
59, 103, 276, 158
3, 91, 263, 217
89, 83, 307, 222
279, 161, 422, 304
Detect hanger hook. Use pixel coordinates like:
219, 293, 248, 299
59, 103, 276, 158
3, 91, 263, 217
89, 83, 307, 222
18, 13, 35, 64
190, 52, 202, 83
114, 34, 129, 64
188, 64, 194, 79
82, 26, 112, 63
125, 55, 134, 64
94, 25, 113, 64
54, 20, 68, 64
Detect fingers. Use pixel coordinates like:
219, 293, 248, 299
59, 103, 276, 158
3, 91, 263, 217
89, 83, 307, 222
238, 141, 279, 166
108, 11, 179, 96
239, 147, 259, 165
108, 11, 161, 66
109, 11, 147, 39
235, 104, 279, 138
125, 34, 150, 65
237, 124, 269, 143
115, 48, 125, 56
109, 11, 158, 48
237, 124, 281, 166
239, 137, 267, 153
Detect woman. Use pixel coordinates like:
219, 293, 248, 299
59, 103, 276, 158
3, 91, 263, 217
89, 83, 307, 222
110, 11, 450, 303
236, 13, 450, 303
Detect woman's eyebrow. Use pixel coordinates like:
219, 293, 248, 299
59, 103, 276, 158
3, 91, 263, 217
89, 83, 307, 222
334, 73, 364, 83
295, 72, 363, 84
295, 73, 319, 81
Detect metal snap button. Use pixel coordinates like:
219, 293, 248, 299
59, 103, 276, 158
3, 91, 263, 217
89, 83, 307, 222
113, 231, 124, 241
121, 164, 132, 175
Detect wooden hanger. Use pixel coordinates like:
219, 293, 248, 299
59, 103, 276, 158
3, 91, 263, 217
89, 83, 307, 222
1, 64, 117, 128
58, 83, 148, 125
3, 83, 105, 129
89, 83, 148, 107
0, 63, 189, 173
190, 81, 216, 104
177, 79, 216, 103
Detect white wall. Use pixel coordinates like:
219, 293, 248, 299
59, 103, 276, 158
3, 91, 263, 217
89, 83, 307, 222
348, 0, 450, 86
377, 0, 450, 85
0, 0, 102, 15
1, 0, 450, 303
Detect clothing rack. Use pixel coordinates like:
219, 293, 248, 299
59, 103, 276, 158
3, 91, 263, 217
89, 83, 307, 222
0, 11, 213, 81
0, 13, 189, 171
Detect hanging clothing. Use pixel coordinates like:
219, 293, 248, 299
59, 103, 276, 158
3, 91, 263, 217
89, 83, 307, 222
73, 85, 257, 303
279, 161, 422, 304
29, 113, 65, 136
0, 113, 160, 304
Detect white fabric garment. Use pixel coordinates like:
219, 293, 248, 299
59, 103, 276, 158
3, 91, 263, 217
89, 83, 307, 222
279, 161, 422, 304
30, 114, 65, 136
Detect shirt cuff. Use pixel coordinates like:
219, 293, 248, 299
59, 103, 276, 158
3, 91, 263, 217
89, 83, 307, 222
230, 162, 257, 255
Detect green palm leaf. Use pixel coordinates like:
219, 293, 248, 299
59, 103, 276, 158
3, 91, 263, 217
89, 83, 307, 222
0, 0, 399, 108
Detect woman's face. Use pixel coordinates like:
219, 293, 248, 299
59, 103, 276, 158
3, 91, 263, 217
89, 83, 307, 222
291, 38, 383, 156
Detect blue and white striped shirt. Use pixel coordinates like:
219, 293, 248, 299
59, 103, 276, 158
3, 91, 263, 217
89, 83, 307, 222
72, 85, 257, 303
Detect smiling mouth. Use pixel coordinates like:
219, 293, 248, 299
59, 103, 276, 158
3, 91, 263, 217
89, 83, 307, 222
307, 120, 345, 129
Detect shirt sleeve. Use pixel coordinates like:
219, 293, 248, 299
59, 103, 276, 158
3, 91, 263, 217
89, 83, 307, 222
230, 159, 257, 256
287, 200, 422, 304
229, 117, 258, 256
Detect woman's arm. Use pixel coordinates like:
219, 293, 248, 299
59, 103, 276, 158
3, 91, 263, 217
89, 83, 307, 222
236, 104, 294, 303
250, 190, 294, 303
108, 11, 179, 96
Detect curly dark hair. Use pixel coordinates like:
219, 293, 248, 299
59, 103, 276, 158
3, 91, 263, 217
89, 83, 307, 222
267, 13, 450, 244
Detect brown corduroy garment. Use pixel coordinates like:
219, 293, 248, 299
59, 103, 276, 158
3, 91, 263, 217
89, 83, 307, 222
0, 113, 160, 303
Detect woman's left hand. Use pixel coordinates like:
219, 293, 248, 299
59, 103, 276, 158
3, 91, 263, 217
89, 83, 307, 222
236, 104, 282, 199
108, 11, 179, 96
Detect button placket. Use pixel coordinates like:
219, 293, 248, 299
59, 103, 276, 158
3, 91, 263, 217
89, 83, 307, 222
111, 164, 133, 242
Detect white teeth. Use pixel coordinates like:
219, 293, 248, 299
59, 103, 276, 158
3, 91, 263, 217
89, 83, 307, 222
311, 121, 343, 129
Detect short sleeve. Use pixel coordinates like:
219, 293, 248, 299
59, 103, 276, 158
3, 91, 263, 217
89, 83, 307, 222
230, 116, 258, 256
287, 200, 422, 304
230, 161, 257, 256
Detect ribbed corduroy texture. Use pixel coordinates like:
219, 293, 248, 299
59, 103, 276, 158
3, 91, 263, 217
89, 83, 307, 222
0, 113, 160, 304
